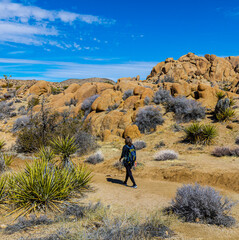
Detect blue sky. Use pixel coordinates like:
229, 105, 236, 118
0, 0, 239, 81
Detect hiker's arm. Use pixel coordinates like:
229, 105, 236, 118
119, 146, 126, 161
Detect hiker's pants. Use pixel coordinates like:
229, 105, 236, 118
125, 165, 136, 185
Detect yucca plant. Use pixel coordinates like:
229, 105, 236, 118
184, 123, 217, 145
0, 140, 6, 151
51, 136, 78, 168
8, 160, 77, 217
229, 98, 236, 107
71, 165, 92, 194
184, 122, 202, 144
201, 124, 217, 145
216, 91, 226, 100
0, 176, 8, 210
36, 146, 55, 162
216, 108, 235, 122
1, 153, 14, 167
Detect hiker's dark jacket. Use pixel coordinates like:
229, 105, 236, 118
121, 144, 136, 161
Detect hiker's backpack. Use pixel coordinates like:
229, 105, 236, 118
125, 145, 136, 166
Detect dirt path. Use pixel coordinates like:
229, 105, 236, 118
84, 172, 239, 240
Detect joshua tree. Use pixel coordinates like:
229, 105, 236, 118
3, 75, 12, 89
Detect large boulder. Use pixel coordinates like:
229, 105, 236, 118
27, 81, 51, 96
91, 89, 122, 111
123, 125, 141, 139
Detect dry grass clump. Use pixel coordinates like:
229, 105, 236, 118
212, 147, 239, 157
85, 151, 104, 165
22, 210, 174, 240
154, 150, 178, 161
133, 140, 147, 150
4, 215, 53, 234
165, 183, 236, 227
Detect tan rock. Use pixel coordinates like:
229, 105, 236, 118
141, 88, 154, 100
123, 96, 139, 110
91, 89, 122, 111
27, 80, 51, 96
133, 86, 145, 95
64, 83, 81, 94
123, 125, 141, 139
103, 129, 111, 141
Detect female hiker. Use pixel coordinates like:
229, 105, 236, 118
119, 136, 137, 188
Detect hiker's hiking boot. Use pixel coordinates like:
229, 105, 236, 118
132, 185, 137, 189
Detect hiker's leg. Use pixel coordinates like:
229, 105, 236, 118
128, 166, 136, 186
124, 166, 129, 183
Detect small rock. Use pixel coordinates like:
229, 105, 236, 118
0, 224, 7, 229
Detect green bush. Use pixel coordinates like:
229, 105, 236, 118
184, 123, 217, 145
51, 86, 61, 95
27, 97, 39, 109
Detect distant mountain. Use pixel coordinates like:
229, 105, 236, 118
61, 77, 115, 86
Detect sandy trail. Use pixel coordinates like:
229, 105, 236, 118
84, 172, 239, 240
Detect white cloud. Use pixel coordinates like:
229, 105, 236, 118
0, 2, 115, 25
0, 58, 157, 81
0, 21, 58, 36
8, 51, 25, 54
0, 20, 58, 45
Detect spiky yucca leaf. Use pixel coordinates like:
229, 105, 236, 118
8, 160, 77, 217
71, 165, 92, 194
0, 140, 6, 151
36, 146, 55, 162
184, 122, 202, 144
216, 108, 235, 122
51, 136, 78, 168
0, 176, 8, 210
1, 153, 14, 167
216, 91, 226, 100
184, 123, 217, 145
201, 124, 217, 145
229, 98, 236, 107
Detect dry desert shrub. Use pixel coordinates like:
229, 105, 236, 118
153, 89, 172, 105
165, 97, 206, 123
154, 150, 178, 161
135, 106, 164, 133
133, 140, 147, 150
81, 94, 99, 118
123, 89, 133, 100
212, 146, 239, 157
85, 151, 104, 165
165, 183, 236, 227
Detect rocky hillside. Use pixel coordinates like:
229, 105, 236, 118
1, 52, 239, 144
61, 77, 115, 86
147, 53, 239, 92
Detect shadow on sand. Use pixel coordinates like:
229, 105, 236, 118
106, 178, 125, 185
